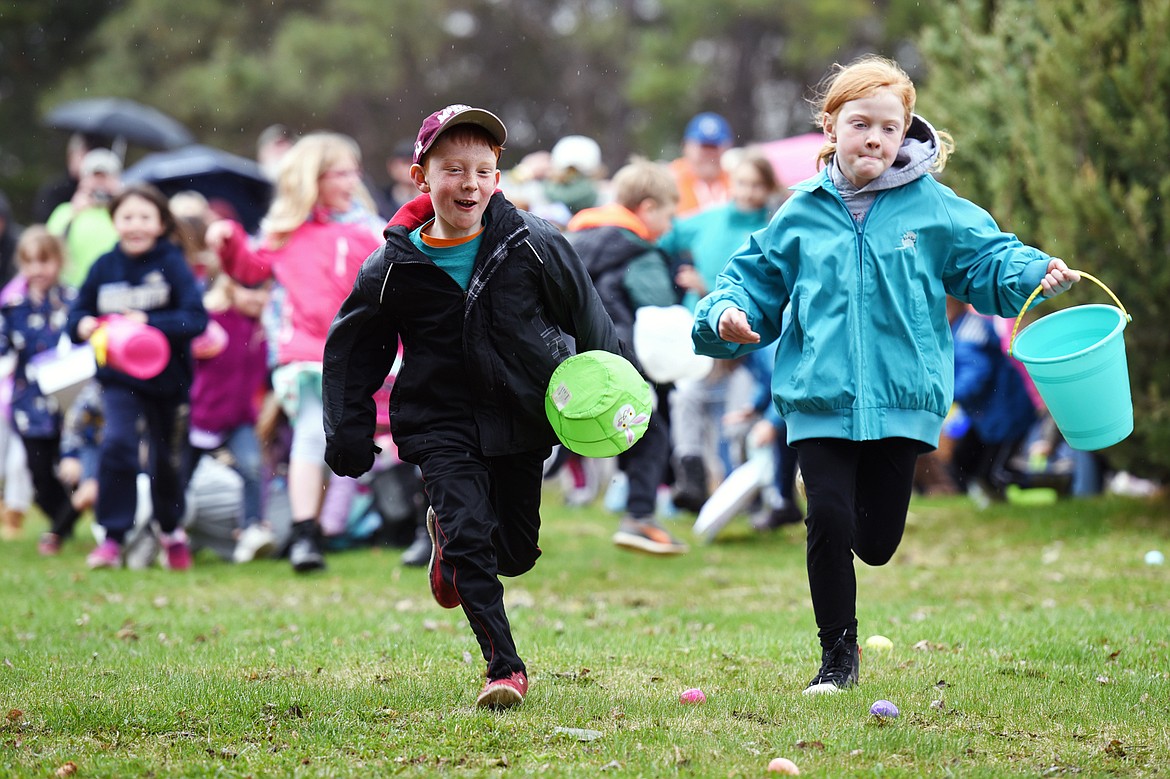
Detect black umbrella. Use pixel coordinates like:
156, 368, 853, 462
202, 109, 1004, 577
123, 144, 272, 233
44, 97, 194, 150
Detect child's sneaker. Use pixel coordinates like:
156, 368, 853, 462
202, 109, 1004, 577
476, 670, 528, 710
803, 636, 861, 695
612, 516, 689, 555
426, 508, 460, 609
233, 523, 277, 563
0, 508, 24, 541
399, 525, 431, 567
87, 539, 123, 569
38, 532, 63, 556
751, 501, 803, 531
288, 520, 326, 573
161, 530, 192, 571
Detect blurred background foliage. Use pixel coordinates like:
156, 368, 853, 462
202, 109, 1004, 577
1, 0, 930, 207
1, 0, 1167, 479
918, 0, 1169, 482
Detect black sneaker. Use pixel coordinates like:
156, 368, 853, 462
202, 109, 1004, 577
400, 525, 431, 567
289, 521, 326, 573
751, 502, 803, 531
671, 456, 709, 513
802, 636, 860, 695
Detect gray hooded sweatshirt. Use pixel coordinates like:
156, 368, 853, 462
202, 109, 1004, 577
829, 114, 943, 224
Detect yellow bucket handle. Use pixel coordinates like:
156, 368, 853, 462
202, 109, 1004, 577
1008, 270, 1131, 358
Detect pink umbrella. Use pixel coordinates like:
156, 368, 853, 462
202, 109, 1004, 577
759, 132, 827, 187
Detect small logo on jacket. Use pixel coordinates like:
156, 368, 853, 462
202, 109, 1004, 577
900, 231, 917, 249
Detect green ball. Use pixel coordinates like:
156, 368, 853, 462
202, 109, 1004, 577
545, 351, 652, 458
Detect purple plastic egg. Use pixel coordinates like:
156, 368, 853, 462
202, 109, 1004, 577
870, 699, 899, 718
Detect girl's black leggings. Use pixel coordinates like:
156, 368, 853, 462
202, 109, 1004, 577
20, 434, 80, 538
796, 437, 922, 648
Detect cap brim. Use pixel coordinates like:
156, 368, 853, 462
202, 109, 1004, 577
447, 107, 508, 147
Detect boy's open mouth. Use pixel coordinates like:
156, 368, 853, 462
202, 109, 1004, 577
455, 199, 477, 208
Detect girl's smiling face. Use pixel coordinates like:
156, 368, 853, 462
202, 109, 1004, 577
411, 134, 500, 239
730, 161, 772, 212
113, 194, 167, 255
317, 152, 362, 214
823, 88, 908, 188
20, 251, 63, 297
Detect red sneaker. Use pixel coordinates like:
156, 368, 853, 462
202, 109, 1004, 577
426, 508, 460, 609
476, 671, 528, 710
161, 530, 192, 571
38, 532, 62, 556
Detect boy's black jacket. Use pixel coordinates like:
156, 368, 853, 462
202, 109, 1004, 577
323, 193, 624, 477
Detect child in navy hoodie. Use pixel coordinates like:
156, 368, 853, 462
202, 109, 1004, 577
67, 183, 208, 570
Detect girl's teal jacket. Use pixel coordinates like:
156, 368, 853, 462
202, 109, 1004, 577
692, 141, 1050, 450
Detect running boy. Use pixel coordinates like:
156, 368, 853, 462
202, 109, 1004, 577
322, 105, 625, 709
692, 56, 1079, 694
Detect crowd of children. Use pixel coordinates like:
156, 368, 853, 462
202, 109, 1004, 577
2, 87, 1103, 566
0, 57, 1127, 711
0, 132, 395, 574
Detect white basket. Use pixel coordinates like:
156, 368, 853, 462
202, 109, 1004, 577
28, 341, 97, 408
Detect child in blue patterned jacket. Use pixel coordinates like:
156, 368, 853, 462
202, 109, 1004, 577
0, 226, 81, 554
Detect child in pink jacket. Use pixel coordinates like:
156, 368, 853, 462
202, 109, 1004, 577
206, 132, 383, 573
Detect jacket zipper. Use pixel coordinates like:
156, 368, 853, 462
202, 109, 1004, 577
830, 188, 871, 431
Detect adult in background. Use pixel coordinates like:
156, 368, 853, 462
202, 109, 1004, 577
669, 112, 734, 217
46, 148, 124, 287
32, 133, 100, 224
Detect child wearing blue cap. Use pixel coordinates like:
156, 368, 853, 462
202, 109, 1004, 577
323, 105, 627, 710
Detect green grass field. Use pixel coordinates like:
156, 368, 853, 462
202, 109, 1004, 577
2, 490, 1167, 777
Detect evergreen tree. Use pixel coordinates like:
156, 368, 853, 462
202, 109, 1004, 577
919, 0, 1170, 480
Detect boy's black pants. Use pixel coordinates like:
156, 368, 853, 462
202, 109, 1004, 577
616, 406, 669, 518
413, 445, 549, 680
797, 437, 921, 649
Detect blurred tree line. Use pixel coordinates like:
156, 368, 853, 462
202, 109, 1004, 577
2, 0, 1166, 479
919, 0, 1170, 481
1, 0, 928, 217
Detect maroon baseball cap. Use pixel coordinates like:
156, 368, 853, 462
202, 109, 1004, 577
413, 104, 508, 164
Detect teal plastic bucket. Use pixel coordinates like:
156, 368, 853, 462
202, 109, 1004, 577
1010, 273, 1133, 451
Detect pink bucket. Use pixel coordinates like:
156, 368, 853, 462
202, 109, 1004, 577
95, 315, 171, 380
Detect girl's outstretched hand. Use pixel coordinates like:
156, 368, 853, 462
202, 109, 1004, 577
1040, 259, 1080, 297
204, 219, 235, 252
717, 308, 761, 344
